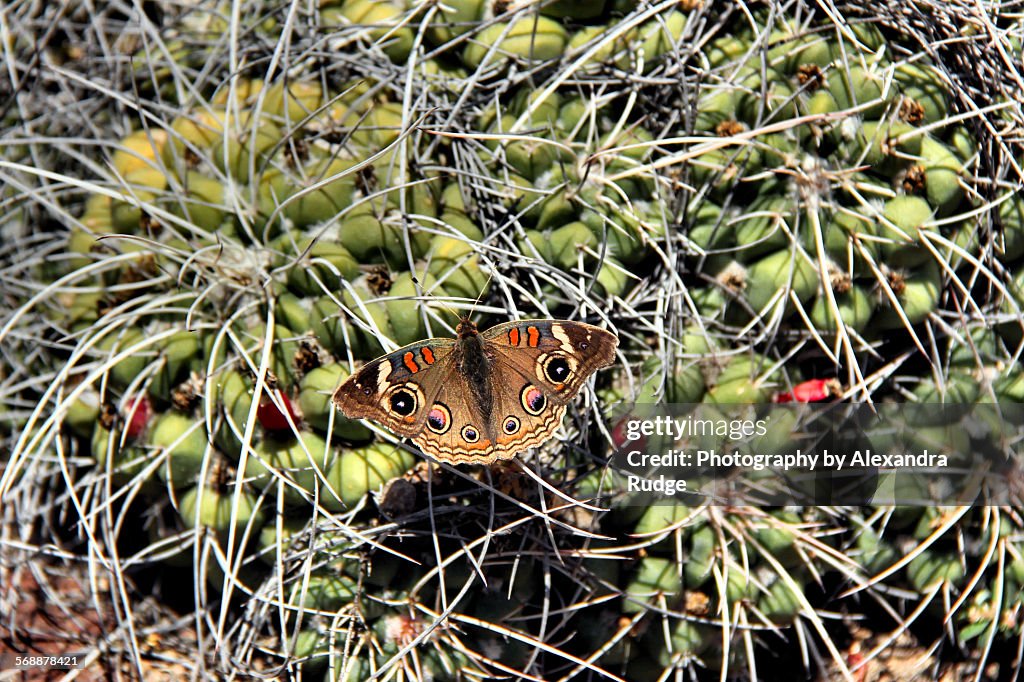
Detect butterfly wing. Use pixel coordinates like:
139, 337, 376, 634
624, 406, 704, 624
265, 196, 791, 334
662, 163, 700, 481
481, 320, 618, 404
408, 380, 499, 464
442, 320, 617, 462
332, 338, 457, 438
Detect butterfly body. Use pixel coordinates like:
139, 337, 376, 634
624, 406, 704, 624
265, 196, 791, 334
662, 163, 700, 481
332, 319, 618, 464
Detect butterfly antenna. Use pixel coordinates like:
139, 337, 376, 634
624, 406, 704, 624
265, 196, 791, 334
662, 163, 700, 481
466, 270, 494, 321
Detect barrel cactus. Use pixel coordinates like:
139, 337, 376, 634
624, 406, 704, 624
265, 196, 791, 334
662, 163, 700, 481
2, 0, 1023, 679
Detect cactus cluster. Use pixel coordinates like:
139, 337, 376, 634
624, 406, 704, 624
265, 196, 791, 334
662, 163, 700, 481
2, 0, 1024, 679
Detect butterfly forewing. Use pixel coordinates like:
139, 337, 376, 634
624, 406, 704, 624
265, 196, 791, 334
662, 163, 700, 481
332, 338, 458, 437
481, 320, 618, 405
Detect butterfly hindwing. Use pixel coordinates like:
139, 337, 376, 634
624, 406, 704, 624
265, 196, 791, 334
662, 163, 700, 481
408, 379, 498, 464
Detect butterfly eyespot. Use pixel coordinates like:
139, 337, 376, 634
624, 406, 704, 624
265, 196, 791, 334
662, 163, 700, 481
389, 389, 417, 417
461, 425, 480, 443
579, 342, 589, 350
362, 387, 372, 396
544, 356, 572, 384
520, 385, 546, 416
426, 403, 451, 435
503, 417, 521, 434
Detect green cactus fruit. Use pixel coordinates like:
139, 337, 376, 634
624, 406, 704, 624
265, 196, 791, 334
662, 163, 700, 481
694, 89, 740, 133
294, 572, 358, 612
92, 424, 150, 485
262, 80, 324, 123
633, 500, 695, 549
878, 194, 934, 268
463, 16, 569, 69
810, 284, 874, 334
214, 119, 282, 183
644, 618, 706, 667
291, 628, 328, 671
746, 406, 798, 456
501, 172, 547, 223
993, 369, 1024, 405
917, 136, 964, 216
685, 200, 728, 254
286, 240, 359, 297
704, 35, 747, 69
178, 484, 264, 541
997, 192, 1024, 261
948, 326, 1003, 369
798, 89, 839, 146
298, 363, 373, 440
320, 442, 416, 511
273, 291, 312, 335
814, 209, 879, 266
502, 129, 561, 181
242, 322, 301, 386
282, 157, 358, 227
167, 171, 226, 232
426, 0, 487, 44
112, 129, 167, 177
636, 354, 706, 404
752, 511, 802, 566
743, 248, 819, 314
606, 207, 655, 264
64, 389, 101, 439
758, 577, 803, 621
828, 65, 894, 118
624, 556, 682, 613
894, 63, 949, 125
875, 259, 942, 328
338, 209, 392, 263
739, 75, 798, 125
427, 236, 488, 300
634, 10, 687, 68
781, 32, 834, 72
110, 167, 167, 233
549, 221, 597, 269
100, 327, 150, 389
510, 88, 562, 126
323, 0, 414, 63
704, 353, 772, 404
384, 271, 437, 346
906, 372, 979, 428
852, 120, 922, 174
257, 516, 307, 564
684, 524, 716, 586
948, 126, 977, 164
856, 528, 899, 576
252, 431, 333, 506
149, 330, 202, 400
339, 286, 393, 358
440, 181, 468, 213
310, 296, 349, 353
519, 229, 553, 262
688, 145, 763, 201
213, 369, 254, 455
151, 412, 208, 488
731, 195, 794, 261
441, 210, 484, 242
594, 258, 633, 298
567, 25, 623, 72
907, 550, 964, 591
